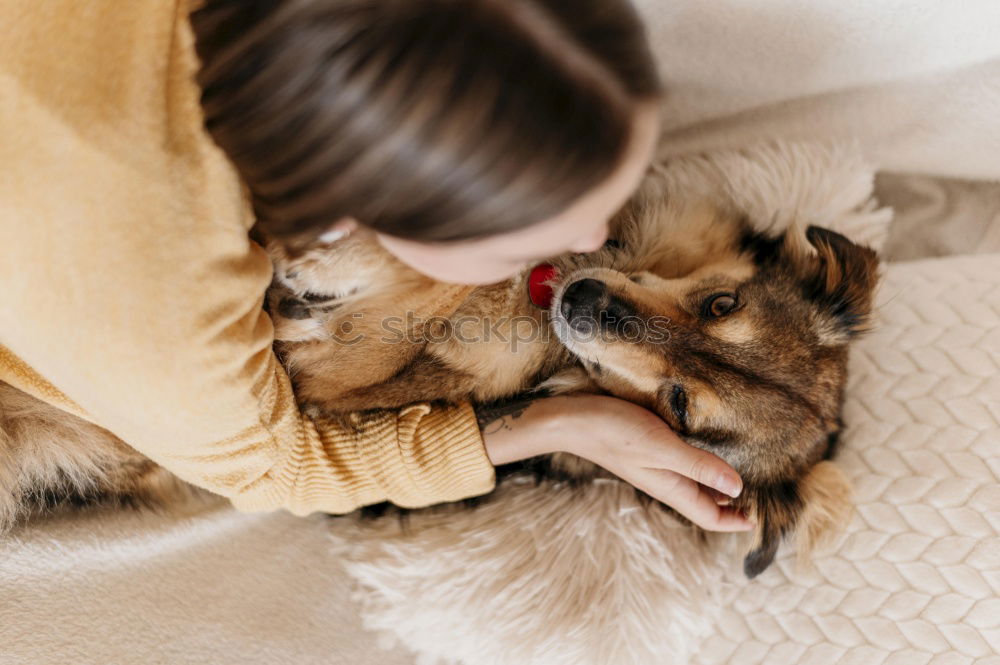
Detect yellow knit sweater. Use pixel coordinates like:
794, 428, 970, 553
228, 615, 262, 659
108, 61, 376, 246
0, 0, 495, 514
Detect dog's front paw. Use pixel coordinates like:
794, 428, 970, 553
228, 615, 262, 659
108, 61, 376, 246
535, 366, 599, 395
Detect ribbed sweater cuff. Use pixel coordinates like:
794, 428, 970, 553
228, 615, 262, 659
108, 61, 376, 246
378, 401, 497, 508
231, 402, 496, 515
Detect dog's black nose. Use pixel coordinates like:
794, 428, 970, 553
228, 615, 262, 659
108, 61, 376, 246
560, 278, 608, 321
560, 278, 639, 335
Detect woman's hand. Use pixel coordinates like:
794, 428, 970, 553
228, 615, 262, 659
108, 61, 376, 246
479, 393, 753, 532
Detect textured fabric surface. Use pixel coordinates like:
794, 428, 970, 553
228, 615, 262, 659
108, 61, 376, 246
632, 0, 1000, 180
0, 503, 415, 665
694, 253, 1000, 665
879, 175, 1000, 261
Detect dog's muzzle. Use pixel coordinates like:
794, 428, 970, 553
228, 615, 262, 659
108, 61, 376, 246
559, 278, 636, 334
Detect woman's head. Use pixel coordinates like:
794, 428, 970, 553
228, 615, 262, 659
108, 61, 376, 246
193, 0, 661, 283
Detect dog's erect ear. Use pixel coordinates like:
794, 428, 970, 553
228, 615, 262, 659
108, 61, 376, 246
741, 461, 853, 578
802, 226, 880, 343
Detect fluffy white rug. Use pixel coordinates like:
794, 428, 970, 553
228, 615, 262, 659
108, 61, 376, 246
333, 478, 730, 665
328, 142, 923, 665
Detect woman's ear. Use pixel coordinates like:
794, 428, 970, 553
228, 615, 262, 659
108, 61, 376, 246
317, 218, 359, 245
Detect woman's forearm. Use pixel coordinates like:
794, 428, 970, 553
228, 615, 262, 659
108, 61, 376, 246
477, 394, 567, 465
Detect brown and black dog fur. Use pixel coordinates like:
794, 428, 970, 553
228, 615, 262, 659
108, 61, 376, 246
269, 170, 880, 577
0, 168, 879, 577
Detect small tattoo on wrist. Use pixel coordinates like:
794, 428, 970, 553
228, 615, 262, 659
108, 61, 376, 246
475, 390, 550, 434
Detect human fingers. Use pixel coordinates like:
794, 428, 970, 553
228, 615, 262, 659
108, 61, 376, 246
630, 467, 754, 532
626, 419, 743, 499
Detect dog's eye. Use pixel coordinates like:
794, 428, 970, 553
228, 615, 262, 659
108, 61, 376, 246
669, 384, 688, 429
604, 238, 622, 249
703, 293, 738, 318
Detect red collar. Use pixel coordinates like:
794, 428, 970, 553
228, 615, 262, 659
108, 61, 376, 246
527, 263, 558, 309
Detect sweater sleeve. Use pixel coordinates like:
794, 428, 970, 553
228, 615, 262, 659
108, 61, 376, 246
0, 0, 495, 515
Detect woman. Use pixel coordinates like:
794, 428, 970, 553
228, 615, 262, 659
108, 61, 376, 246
0, 0, 749, 531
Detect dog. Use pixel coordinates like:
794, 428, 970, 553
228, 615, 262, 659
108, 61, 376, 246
0, 162, 879, 578
268, 165, 880, 577
0, 381, 199, 530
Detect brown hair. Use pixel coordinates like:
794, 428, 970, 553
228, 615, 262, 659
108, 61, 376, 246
191, 0, 661, 243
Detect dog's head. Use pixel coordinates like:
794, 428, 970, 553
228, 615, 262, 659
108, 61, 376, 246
551, 222, 879, 577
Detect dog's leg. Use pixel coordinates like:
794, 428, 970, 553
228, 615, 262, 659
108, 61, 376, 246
311, 353, 480, 414
0, 382, 202, 533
